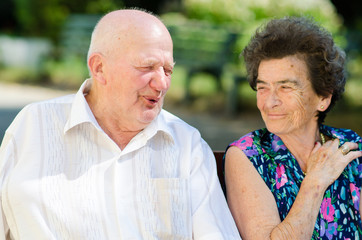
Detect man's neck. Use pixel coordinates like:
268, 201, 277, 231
99, 121, 141, 150
85, 90, 142, 150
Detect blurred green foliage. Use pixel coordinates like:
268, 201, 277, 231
1, 0, 361, 113
181, 0, 345, 51
0, 0, 123, 89
162, 0, 362, 111
162, 0, 347, 91
13, 0, 122, 42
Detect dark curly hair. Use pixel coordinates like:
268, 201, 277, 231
242, 16, 346, 124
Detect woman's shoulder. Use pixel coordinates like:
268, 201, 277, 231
229, 128, 267, 146
322, 125, 361, 143
227, 128, 270, 158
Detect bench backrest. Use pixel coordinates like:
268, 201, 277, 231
167, 22, 238, 70
60, 14, 101, 59
213, 151, 226, 189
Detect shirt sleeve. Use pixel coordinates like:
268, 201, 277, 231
190, 136, 241, 240
0, 132, 15, 240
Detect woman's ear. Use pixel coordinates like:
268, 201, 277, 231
318, 94, 332, 112
88, 53, 106, 85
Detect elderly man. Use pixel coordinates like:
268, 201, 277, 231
0, 9, 240, 240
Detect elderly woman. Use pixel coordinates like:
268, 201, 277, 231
224, 16, 362, 239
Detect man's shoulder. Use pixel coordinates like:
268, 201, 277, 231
159, 109, 198, 131
34, 94, 76, 105
7, 94, 75, 132
21, 94, 75, 112
157, 109, 204, 142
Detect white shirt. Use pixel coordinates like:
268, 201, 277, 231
0, 80, 240, 240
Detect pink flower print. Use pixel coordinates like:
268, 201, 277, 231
349, 183, 360, 209
320, 198, 335, 222
236, 135, 254, 150
275, 164, 288, 189
232, 135, 259, 156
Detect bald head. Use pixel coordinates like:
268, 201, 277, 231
85, 9, 174, 140
87, 9, 172, 61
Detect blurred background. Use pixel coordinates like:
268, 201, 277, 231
0, 0, 361, 150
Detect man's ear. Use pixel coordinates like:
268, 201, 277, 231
88, 53, 106, 85
318, 94, 332, 112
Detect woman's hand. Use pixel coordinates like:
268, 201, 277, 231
305, 139, 362, 187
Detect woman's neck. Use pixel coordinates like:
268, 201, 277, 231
278, 125, 322, 172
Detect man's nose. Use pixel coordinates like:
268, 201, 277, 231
150, 67, 170, 91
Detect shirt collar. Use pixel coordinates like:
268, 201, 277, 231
143, 110, 175, 143
118, 112, 175, 155
64, 79, 174, 144
64, 79, 101, 134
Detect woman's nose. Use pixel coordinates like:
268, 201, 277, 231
265, 90, 282, 108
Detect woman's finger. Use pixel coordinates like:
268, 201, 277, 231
311, 141, 322, 155
339, 142, 362, 163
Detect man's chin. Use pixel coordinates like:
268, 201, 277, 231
140, 108, 161, 123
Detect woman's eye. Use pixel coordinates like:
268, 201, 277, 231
281, 85, 293, 91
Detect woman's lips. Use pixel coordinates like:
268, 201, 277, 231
267, 113, 286, 119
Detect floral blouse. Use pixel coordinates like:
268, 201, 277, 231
224, 125, 362, 239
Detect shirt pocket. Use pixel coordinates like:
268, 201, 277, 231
139, 178, 192, 240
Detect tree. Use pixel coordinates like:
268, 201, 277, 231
0, 0, 18, 34
123, 0, 181, 14
330, 0, 362, 54
13, 0, 122, 42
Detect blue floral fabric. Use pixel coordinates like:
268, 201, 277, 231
225, 125, 362, 239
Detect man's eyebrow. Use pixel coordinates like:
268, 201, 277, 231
166, 62, 176, 68
140, 59, 175, 68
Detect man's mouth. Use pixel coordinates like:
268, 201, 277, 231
144, 96, 160, 104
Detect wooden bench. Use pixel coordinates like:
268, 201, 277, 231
213, 151, 226, 189
167, 22, 240, 103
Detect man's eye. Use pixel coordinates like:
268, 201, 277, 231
138, 66, 154, 71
